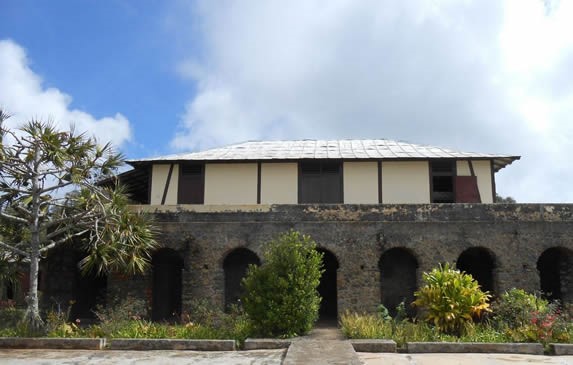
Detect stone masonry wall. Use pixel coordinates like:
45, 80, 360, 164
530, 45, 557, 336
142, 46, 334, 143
108, 203, 573, 316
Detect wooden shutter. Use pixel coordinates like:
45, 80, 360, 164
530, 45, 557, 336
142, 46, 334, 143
178, 164, 204, 204
321, 162, 342, 203
455, 176, 481, 203
299, 161, 342, 203
300, 162, 322, 203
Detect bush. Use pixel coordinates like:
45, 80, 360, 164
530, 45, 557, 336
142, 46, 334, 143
241, 230, 323, 337
89, 296, 148, 337
491, 289, 548, 330
413, 263, 491, 335
492, 289, 573, 344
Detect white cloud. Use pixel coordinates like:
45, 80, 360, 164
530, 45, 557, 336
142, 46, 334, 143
169, 0, 573, 202
0, 39, 132, 147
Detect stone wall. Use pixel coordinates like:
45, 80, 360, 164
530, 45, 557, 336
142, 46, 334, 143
106, 203, 573, 316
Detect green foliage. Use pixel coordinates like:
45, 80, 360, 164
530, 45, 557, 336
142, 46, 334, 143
491, 289, 573, 345
495, 194, 517, 203
340, 311, 509, 347
0, 110, 157, 330
45, 303, 79, 338
413, 263, 491, 335
377, 304, 392, 321
491, 289, 548, 329
241, 230, 323, 337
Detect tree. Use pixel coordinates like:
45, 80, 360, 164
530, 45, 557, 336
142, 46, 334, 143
241, 230, 323, 337
495, 194, 516, 203
0, 110, 157, 331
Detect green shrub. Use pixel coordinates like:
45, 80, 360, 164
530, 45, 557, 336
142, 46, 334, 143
0, 306, 25, 329
491, 289, 548, 329
90, 296, 148, 337
491, 289, 573, 344
413, 263, 491, 335
241, 230, 323, 337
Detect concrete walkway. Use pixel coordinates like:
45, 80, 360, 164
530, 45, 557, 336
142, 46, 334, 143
0, 349, 285, 365
359, 353, 573, 365
283, 321, 362, 365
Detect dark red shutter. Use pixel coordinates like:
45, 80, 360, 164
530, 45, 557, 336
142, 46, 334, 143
455, 176, 481, 203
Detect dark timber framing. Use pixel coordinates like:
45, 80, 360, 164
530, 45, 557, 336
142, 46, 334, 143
377, 160, 382, 204
161, 163, 175, 205
256, 162, 262, 204
490, 159, 497, 202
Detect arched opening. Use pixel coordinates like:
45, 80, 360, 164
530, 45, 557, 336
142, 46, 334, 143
42, 248, 107, 321
379, 248, 418, 317
537, 247, 573, 302
70, 270, 107, 320
317, 248, 339, 319
457, 247, 496, 294
152, 248, 183, 321
223, 248, 260, 309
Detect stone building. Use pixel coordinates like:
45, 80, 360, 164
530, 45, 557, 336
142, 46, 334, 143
40, 139, 573, 320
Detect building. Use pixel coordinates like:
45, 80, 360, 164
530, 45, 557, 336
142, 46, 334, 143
119, 139, 519, 206
39, 139, 573, 321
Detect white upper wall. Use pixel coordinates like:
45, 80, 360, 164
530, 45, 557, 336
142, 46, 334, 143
148, 159, 496, 205
381, 161, 430, 203
150, 164, 179, 205
261, 163, 298, 204
204, 163, 258, 204
343, 162, 378, 204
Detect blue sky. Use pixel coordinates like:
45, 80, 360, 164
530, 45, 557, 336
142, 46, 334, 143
1, 0, 194, 158
1, 0, 573, 202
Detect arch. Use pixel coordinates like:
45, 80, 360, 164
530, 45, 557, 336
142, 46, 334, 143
537, 247, 573, 302
317, 248, 339, 319
457, 247, 496, 294
42, 248, 107, 320
223, 248, 260, 309
379, 248, 418, 317
71, 269, 107, 320
152, 248, 183, 321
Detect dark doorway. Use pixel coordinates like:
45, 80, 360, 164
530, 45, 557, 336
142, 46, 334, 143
71, 270, 107, 320
457, 247, 495, 294
379, 248, 418, 317
42, 248, 107, 320
317, 249, 339, 319
537, 247, 573, 302
152, 249, 183, 321
223, 248, 260, 309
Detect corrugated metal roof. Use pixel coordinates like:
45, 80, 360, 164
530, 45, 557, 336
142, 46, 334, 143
128, 139, 520, 171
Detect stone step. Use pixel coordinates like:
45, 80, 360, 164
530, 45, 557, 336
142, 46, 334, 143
283, 340, 362, 365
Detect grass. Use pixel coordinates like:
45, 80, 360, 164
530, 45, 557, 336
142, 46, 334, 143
339, 311, 573, 348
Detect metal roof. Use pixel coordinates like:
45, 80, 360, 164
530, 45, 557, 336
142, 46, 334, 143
128, 139, 520, 172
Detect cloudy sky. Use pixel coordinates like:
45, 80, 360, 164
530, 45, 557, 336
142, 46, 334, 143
1, 0, 572, 202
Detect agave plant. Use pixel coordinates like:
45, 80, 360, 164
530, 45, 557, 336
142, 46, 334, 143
413, 263, 491, 335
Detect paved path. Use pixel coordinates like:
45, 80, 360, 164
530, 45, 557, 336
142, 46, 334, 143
359, 353, 573, 365
0, 349, 285, 365
283, 321, 362, 365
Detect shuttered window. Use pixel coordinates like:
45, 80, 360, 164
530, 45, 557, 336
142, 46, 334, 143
177, 164, 204, 204
299, 161, 342, 203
